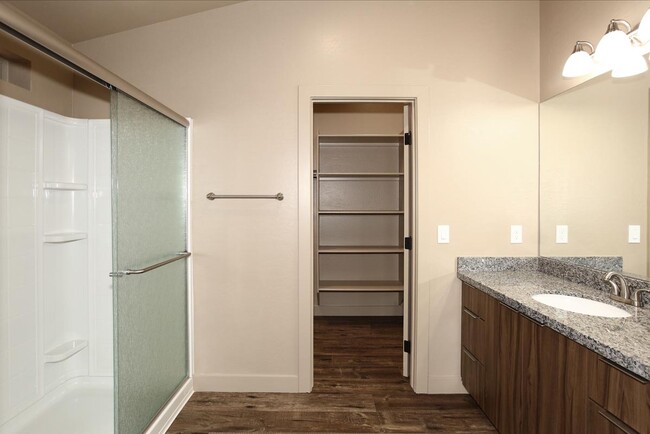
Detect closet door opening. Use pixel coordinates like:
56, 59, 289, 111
312, 101, 414, 389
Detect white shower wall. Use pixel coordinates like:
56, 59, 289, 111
0, 95, 112, 425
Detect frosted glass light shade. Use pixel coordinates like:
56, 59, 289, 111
612, 52, 648, 77
637, 9, 650, 43
595, 30, 632, 67
562, 50, 594, 77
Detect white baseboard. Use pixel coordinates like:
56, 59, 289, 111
314, 305, 404, 316
427, 375, 466, 393
194, 374, 299, 392
144, 377, 194, 434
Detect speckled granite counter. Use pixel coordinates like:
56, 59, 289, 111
457, 258, 650, 380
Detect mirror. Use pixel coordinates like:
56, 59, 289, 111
540, 71, 649, 278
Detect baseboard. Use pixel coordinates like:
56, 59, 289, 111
427, 375, 466, 393
144, 377, 193, 434
193, 373, 299, 392
314, 305, 404, 316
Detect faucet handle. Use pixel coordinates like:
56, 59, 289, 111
631, 288, 650, 308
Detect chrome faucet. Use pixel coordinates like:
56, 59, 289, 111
604, 271, 629, 300
604, 271, 649, 307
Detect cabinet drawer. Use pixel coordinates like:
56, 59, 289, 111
461, 347, 484, 407
461, 306, 485, 362
590, 356, 650, 434
588, 399, 639, 434
462, 283, 487, 319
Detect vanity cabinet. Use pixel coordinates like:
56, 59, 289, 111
461, 282, 649, 434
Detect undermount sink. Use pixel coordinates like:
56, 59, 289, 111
532, 294, 631, 318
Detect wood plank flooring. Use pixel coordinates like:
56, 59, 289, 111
167, 316, 496, 433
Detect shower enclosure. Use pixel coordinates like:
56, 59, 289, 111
0, 5, 191, 434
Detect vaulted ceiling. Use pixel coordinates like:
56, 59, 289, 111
7, 0, 243, 43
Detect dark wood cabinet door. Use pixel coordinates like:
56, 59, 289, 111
482, 294, 499, 426
588, 399, 640, 434
496, 302, 523, 434
591, 356, 650, 433
522, 319, 590, 434
461, 347, 484, 407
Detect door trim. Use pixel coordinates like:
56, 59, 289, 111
297, 85, 430, 393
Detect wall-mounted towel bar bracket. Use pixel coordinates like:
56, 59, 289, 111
206, 192, 284, 201
110, 251, 191, 277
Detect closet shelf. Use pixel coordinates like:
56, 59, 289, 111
43, 232, 87, 243
319, 280, 404, 292
44, 340, 88, 363
318, 172, 404, 178
318, 134, 403, 147
319, 246, 404, 254
43, 182, 88, 191
319, 210, 404, 215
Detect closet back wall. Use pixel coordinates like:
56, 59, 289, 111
75, 1, 539, 392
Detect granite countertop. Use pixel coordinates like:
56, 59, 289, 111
457, 269, 650, 380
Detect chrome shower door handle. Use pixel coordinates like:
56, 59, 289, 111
110, 251, 191, 277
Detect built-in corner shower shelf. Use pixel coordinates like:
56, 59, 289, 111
43, 232, 88, 243
44, 339, 88, 363
43, 182, 88, 191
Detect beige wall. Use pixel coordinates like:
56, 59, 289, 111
540, 0, 650, 101
76, 0, 539, 393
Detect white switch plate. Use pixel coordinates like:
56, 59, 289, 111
438, 225, 450, 244
511, 225, 523, 244
556, 225, 568, 244
629, 225, 641, 243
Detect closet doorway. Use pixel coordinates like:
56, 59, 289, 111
312, 101, 415, 382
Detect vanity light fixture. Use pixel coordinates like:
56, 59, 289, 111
562, 41, 595, 78
594, 19, 632, 67
563, 15, 650, 79
611, 49, 648, 78
636, 8, 650, 44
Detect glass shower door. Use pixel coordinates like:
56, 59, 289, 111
110, 90, 188, 434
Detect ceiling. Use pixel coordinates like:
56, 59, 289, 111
7, 0, 243, 43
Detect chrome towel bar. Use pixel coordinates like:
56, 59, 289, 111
206, 192, 284, 201
109, 251, 191, 277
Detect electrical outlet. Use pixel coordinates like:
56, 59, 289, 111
556, 225, 568, 244
511, 225, 523, 244
629, 225, 641, 243
438, 225, 450, 244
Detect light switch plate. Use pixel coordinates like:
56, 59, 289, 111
629, 225, 641, 243
556, 225, 568, 244
511, 225, 523, 244
438, 225, 450, 244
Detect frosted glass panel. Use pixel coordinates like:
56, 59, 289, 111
111, 91, 187, 434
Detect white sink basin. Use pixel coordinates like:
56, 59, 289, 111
532, 294, 631, 318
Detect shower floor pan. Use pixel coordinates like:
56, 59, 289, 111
0, 377, 113, 434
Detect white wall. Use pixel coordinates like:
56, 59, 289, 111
76, 0, 540, 393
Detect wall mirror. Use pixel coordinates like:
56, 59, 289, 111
539, 71, 650, 278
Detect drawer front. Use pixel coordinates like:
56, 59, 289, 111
461, 306, 485, 362
588, 399, 640, 434
461, 347, 484, 407
462, 283, 487, 320
591, 357, 650, 434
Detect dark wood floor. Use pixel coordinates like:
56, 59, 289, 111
167, 316, 496, 433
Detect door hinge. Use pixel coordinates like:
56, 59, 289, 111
405, 236, 412, 250
404, 132, 412, 145
403, 340, 411, 353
